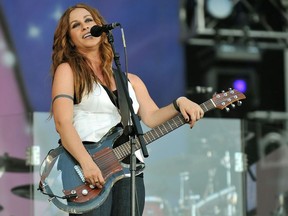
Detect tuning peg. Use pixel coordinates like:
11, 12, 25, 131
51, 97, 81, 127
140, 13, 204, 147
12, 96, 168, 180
231, 104, 236, 109
237, 101, 242, 106
225, 107, 230, 112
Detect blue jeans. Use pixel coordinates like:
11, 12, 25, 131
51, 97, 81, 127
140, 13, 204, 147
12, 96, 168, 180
70, 175, 145, 216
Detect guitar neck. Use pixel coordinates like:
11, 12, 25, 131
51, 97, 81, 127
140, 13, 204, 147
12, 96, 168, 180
113, 99, 216, 161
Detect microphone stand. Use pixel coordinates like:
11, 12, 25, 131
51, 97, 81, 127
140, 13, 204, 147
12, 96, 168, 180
106, 31, 149, 216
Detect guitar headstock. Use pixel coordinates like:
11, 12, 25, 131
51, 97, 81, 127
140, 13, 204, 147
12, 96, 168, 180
212, 89, 246, 111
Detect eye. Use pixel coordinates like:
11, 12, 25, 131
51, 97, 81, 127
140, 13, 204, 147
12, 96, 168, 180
85, 18, 93, 23
71, 22, 80, 29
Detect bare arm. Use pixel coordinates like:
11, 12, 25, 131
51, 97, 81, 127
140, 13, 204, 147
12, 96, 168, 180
52, 63, 104, 187
128, 73, 204, 128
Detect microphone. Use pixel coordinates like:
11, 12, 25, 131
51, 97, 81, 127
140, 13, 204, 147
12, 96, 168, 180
90, 23, 120, 37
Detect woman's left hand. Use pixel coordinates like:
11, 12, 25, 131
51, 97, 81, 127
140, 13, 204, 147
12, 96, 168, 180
176, 97, 204, 128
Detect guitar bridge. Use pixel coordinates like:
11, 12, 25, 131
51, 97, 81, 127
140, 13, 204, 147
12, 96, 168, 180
74, 165, 85, 182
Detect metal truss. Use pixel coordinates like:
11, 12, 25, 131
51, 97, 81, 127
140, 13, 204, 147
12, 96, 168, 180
180, 0, 288, 49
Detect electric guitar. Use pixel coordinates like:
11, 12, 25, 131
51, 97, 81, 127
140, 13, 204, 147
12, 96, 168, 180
38, 89, 246, 214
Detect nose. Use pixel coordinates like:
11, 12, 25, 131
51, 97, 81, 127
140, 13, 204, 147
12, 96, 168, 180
83, 26, 89, 31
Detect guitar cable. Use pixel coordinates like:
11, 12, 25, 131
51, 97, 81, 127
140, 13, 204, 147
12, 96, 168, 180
38, 187, 78, 201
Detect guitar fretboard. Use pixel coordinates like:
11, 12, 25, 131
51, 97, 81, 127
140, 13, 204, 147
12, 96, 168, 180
113, 99, 216, 161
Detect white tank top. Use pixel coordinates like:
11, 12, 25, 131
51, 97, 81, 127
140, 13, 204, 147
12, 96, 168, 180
73, 82, 139, 142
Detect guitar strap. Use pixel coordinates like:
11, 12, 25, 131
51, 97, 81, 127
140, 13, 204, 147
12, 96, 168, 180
101, 84, 119, 109
112, 68, 130, 128
101, 69, 131, 128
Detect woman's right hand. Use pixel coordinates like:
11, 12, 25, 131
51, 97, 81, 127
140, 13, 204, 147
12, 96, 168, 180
81, 158, 105, 188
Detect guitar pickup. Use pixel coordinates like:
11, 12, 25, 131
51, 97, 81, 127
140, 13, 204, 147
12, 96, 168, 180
74, 165, 85, 183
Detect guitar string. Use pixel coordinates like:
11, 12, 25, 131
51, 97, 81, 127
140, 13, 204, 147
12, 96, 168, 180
112, 99, 215, 161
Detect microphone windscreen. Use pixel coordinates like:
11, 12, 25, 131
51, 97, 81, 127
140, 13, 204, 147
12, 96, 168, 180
90, 25, 102, 37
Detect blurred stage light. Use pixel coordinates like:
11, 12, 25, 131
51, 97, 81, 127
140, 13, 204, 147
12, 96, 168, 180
206, 67, 260, 115
233, 79, 247, 93
206, 0, 234, 19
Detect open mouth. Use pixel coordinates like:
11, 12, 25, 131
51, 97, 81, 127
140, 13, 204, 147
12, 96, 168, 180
83, 33, 92, 39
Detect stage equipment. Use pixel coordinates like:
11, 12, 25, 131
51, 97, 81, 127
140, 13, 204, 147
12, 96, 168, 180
143, 196, 172, 216
0, 153, 32, 172
182, 1, 287, 117
271, 192, 288, 215
206, 0, 233, 20
246, 111, 288, 166
180, 0, 288, 49
175, 151, 245, 216
11, 184, 34, 199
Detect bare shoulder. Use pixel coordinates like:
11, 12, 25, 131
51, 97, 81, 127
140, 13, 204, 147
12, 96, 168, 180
127, 73, 144, 86
55, 62, 73, 75
52, 63, 74, 94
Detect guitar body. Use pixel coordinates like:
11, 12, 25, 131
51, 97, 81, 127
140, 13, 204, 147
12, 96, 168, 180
39, 126, 144, 214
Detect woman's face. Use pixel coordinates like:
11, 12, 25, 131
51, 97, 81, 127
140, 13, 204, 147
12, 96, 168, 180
69, 8, 101, 51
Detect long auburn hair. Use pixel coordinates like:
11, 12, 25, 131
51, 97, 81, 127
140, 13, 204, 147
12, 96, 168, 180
51, 3, 114, 104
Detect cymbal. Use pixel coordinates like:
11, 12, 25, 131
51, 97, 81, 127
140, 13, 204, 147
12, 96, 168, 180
11, 184, 34, 199
0, 153, 32, 172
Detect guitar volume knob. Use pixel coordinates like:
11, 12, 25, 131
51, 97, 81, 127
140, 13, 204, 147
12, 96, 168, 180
82, 189, 88, 196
